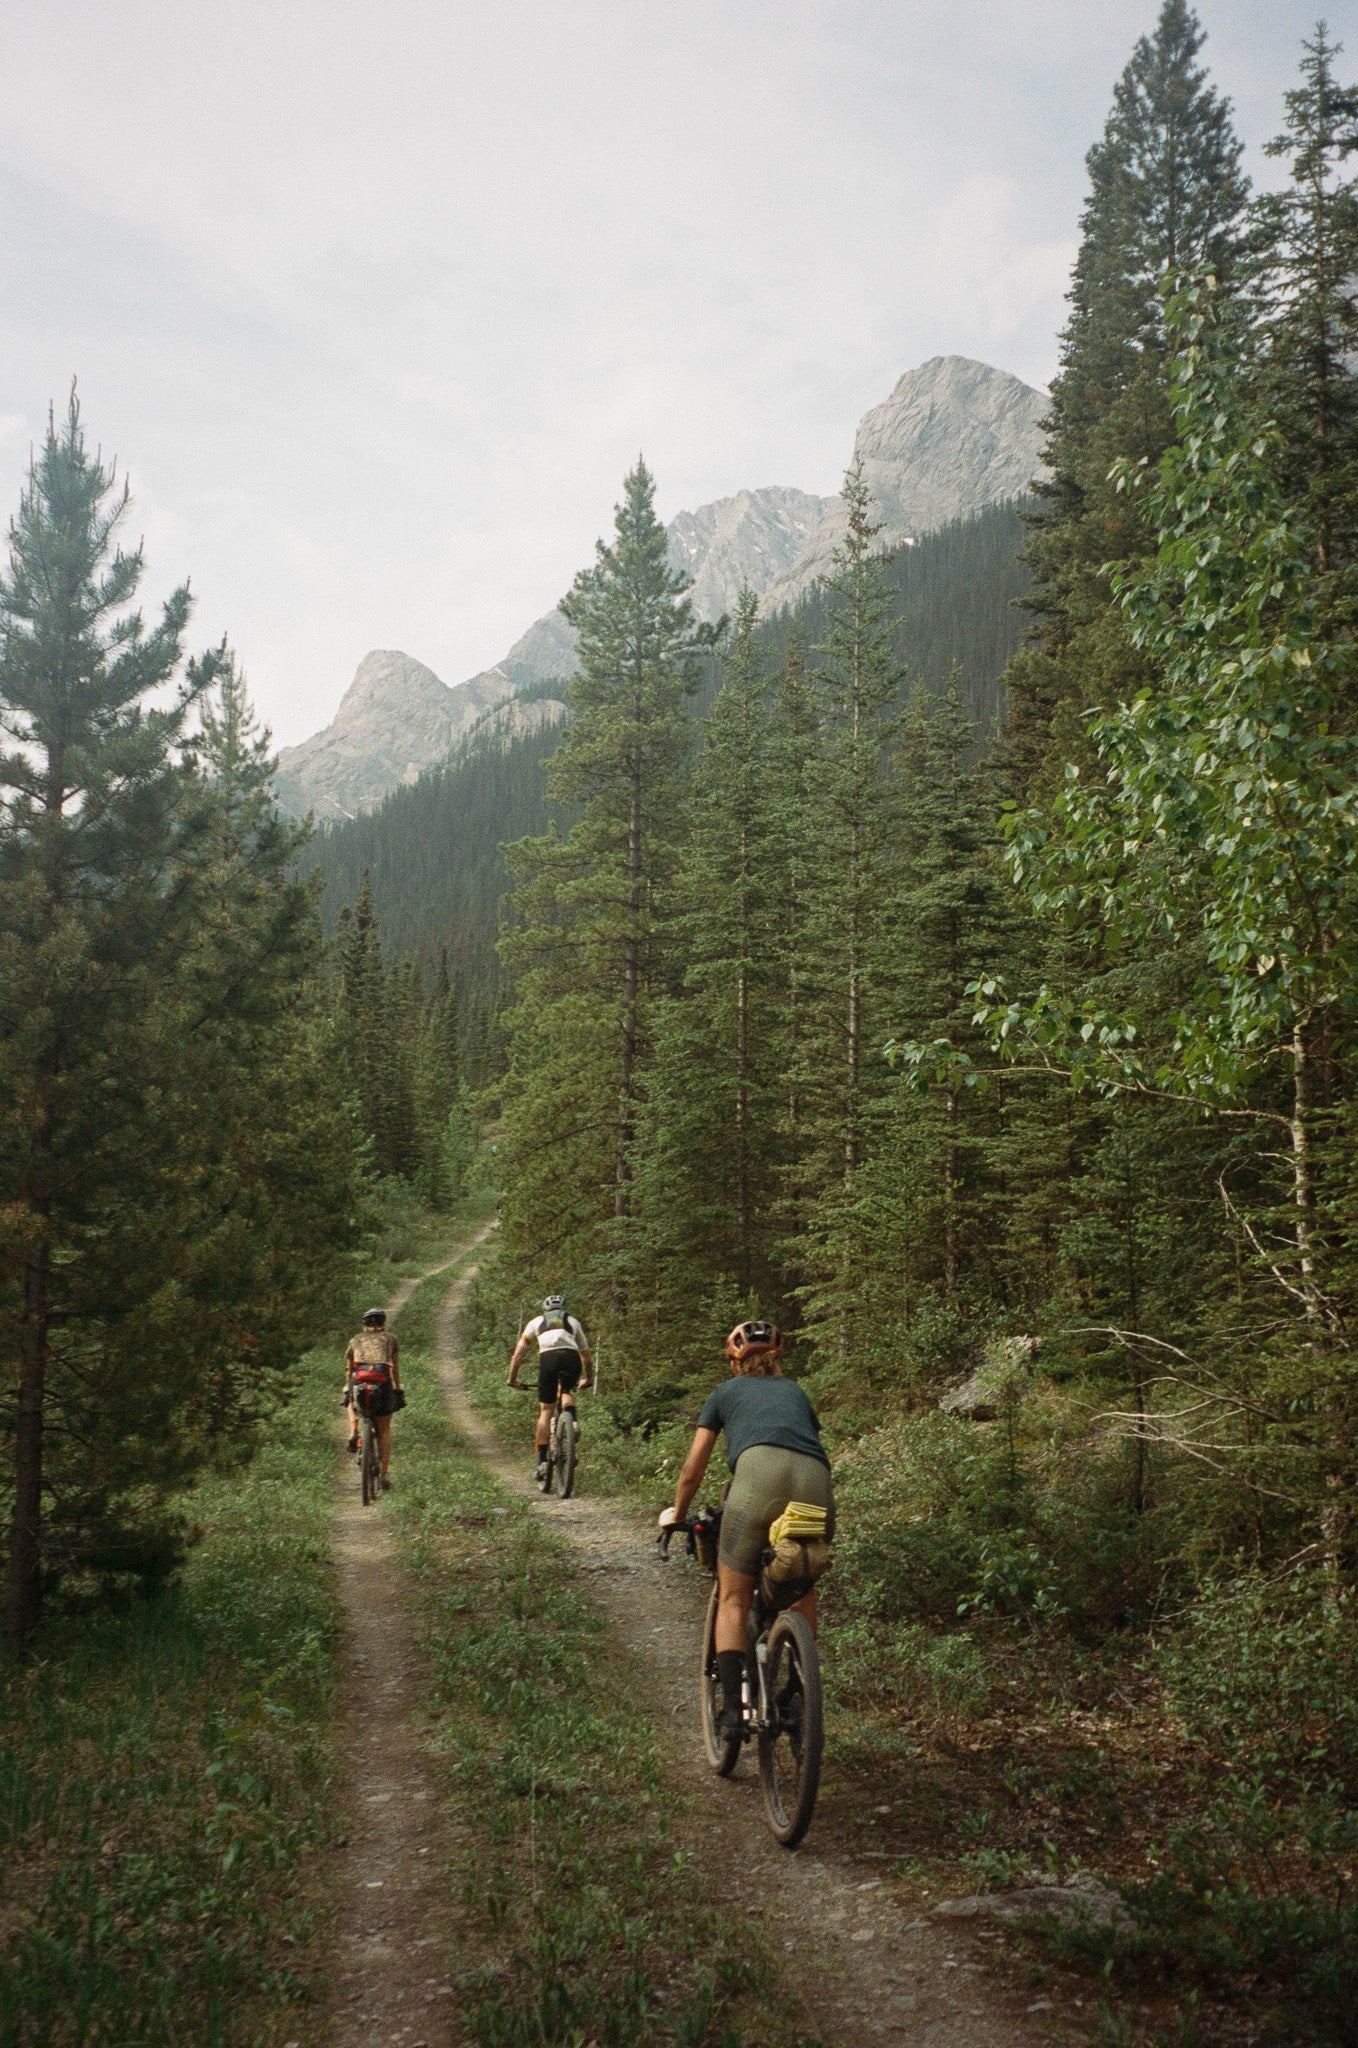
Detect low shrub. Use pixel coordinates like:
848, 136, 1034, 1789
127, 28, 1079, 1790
1159, 1569, 1358, 1788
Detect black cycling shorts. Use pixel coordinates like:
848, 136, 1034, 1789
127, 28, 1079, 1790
537, 1349, 582, 1404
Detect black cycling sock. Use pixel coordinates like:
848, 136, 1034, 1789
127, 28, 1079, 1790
715, 1650, 745, 1715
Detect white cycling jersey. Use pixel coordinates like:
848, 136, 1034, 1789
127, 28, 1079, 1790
521, 1312, 589, 1357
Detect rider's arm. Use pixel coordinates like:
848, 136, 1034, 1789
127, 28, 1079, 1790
389, 1338, 401, 1392
507, 1334, 531, 1386
670, 1427, 719, 1524
572, 1321, 593, 1382
342, 1342, 355, 1397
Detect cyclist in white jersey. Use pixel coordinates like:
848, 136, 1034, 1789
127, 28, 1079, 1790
507, 1294, 593, 1480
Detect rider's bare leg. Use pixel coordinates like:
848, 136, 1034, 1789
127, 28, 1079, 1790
535, 1403, 552, 1452
714, 1563, 756, 1653
377, 1413, 392, 1478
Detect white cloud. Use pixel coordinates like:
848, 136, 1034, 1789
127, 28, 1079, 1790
0, 0, 1326, 742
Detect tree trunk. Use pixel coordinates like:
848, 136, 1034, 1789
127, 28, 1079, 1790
736, 822, 750, 1294
6, 1203, 50, 1657
612, 724, 643, 1313
1290, 1017, 1315, 1301
8, 753, 66, 1655
1123, 1126, 1145, 1516
943, 1084, 957, 1301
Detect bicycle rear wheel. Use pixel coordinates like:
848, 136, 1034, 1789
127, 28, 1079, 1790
553, 1407, 577, 1497
700, 1583, 741, 1776
757, 1610, 823, 1847
361, 1417, 380, 1506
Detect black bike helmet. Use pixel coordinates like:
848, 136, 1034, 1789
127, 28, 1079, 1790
543, 1293, 566, 1314
362, 1307, 386, 1328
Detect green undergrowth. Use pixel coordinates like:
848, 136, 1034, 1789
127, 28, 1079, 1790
0, 1196, 479, 2048
456, 1263, 1358, 2045
387, 1385, 814, 2048
0, 1339, 341, 2047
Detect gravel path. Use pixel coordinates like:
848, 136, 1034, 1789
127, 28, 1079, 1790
432, 1259, 1072, 2048
327, 1234, 494, 2048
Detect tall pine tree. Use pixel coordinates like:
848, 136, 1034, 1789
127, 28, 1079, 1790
1004, 0, 1250, 792
500, 461, 707, 1312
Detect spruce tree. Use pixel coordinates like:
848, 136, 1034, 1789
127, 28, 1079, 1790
1256, 24, 1358, 605
333, 875, 397, 1167
413, 949, 468, 1206
767, 630, 817, 1180
0, 411, 359, 1646
630, 590, 787, 1338
1004, 0, 1250, 792
499, 460, 707, 1312
0, 400, 208, 1647
793, 466, 904, 1362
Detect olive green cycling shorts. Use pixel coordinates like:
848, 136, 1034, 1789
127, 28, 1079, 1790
719, 1444, 835, 1578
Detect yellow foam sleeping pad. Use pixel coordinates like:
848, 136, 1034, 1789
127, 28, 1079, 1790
762, 1501, 833, 1608
768, 1501, 829, 1546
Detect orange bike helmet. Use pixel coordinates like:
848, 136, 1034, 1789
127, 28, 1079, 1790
725, 1318, 783, 1364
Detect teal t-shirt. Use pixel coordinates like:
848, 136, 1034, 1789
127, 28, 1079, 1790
697, 1375, 828, 1472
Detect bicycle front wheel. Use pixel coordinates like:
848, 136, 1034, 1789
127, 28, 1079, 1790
554, 1408, 577, 1497
700, 1583, 741, 1776
361, 1419, 380, 1506
757, 1610, 823, 1848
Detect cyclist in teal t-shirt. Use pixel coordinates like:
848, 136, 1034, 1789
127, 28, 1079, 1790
658, 1320, 834, 1742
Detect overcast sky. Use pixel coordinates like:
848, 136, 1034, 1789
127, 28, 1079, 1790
0, 1, 1345, 745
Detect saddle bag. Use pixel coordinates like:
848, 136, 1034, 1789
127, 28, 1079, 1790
759, 1501, 833, 1610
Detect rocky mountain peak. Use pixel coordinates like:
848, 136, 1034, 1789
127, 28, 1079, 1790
274, 357, 1047, 820
757, 356, 1046, 613
273, 650, 519, 822
853, 355, 1047, 534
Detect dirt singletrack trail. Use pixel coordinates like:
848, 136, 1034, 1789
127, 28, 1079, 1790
433, 1265, 1068, 2048
327, 1227, 496, 2048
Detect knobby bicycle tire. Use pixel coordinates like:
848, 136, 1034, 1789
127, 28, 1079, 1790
700, 1583, 741, 1776
554, 1408, 577, 1497
757, 1609, 823, 1848
361, 1419, 380, 1507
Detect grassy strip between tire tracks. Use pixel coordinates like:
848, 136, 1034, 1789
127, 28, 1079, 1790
0, 1198, 475, 2048
386, 1271, 816, 2048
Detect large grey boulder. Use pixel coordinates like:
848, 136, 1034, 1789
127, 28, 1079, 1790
938, 1335, 1038, 1422
934, 1878, 1136, 1935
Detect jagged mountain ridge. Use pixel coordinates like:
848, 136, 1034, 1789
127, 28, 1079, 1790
276, 357, 1045, 820
275, 483, 832, 819
760, 355, 1048, 612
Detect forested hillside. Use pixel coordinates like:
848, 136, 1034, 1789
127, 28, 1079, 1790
310, 726, 561, 1074
309, 497, 1030, 1074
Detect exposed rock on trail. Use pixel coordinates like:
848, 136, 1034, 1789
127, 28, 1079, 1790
431, 1270, 1062, 2048
935, 1880, 1136, 1935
